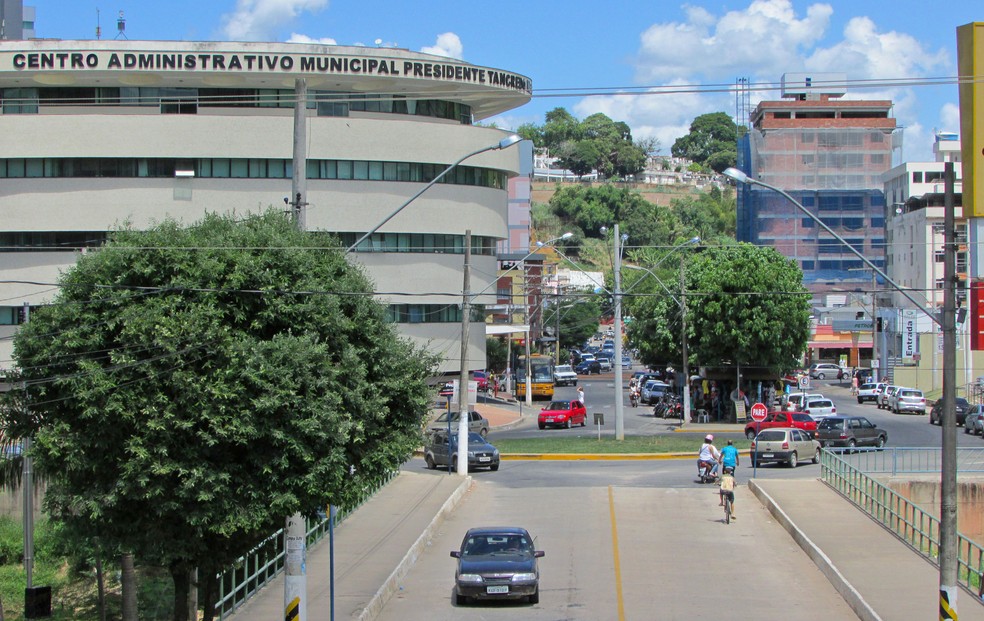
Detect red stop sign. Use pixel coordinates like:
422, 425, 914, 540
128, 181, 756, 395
750, 402, 768, 422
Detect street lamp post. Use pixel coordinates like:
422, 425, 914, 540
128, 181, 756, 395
723, 165, 957, 618
622, 236, 701, 424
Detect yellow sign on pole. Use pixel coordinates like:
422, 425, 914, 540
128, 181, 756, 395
958, 22, 984, 217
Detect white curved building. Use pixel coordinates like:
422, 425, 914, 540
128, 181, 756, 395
0, 40, 532, 374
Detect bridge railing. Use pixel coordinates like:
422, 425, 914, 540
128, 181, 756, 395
821, 447, 984, 599
213, 469, 398, 620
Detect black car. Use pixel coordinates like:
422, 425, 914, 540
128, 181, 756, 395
816, 416, 887, 449
575, 360, 601, 374
930, 397, 971, 425
450, 526, 544, 605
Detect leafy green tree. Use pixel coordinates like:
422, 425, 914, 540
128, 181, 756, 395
486, 337, 508, 373
626, 243, 810, 373
522, 108, 647, 179
547, 184, 682, 250
672, 185, 737, 243
671, 112, 744, 172
544, 295, 602, 352
1, 211, 435, 621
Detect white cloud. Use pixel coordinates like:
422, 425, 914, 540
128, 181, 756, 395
220, 0, 329, 41
940, 103, 961, 134
287, 33, 337, 45
420, 32, 463, 60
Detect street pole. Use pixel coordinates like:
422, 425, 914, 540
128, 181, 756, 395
939, 162, 958, 620
681, 260, 691, 425
871, 273, 878, 383
290, 78, 307, 231
457, 230, 472, 476
613, 223, 625, 441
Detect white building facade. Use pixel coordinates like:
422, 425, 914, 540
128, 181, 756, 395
0, 40, 532, 374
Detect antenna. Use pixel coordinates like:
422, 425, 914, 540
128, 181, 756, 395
115, 10, 127, 40
96, 9, 101, 40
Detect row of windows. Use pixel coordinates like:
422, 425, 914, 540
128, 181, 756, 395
385, 304, 486, 324
801, 259, 883, 272
0, 158, 506, 189
337, 233, 497, 256
0, 87, 473, 124
801, 153, 884, 167
0, 231, 107, 252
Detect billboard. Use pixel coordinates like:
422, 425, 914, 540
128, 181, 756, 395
958, 23, 984, 217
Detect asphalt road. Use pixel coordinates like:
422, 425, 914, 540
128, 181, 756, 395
382, 459, 858, 621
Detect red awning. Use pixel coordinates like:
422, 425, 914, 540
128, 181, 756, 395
809, 341, 873, 349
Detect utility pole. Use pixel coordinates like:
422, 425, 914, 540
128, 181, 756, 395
457, 231, 472, 476
939, 161, 958, 620
21, 302, 34, 593
612, 224, 625, 440
871, 273, 879, 383
290, 78, 307, 230
681, 260, 691, 425
284, 77, 308, 621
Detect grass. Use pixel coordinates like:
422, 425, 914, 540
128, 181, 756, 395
494, 435, 751, 455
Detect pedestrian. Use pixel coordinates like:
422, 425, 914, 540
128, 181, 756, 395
851, 371, 859, 396
576, 385, 585, 405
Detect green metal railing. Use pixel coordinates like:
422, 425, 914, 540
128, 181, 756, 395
214, 469, 399, 619
821, 448, 984, 599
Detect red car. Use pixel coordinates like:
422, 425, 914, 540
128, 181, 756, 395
744, 411, 817, 440
538, 399, 587, 429
473, 370, 490, 392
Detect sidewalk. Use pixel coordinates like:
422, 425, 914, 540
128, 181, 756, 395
751, 478, 984, 621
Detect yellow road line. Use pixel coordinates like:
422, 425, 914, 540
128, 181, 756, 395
608, 485, 626, 621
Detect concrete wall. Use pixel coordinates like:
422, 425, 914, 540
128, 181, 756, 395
885, 476, 984, 544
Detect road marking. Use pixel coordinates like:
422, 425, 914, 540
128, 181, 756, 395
608, 485, 626, 621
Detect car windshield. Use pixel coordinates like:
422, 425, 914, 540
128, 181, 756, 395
556, 366, 572, 373
462, 534, 532, 556
545, 401, 571, 410
449, 432, 489, 445
818, 418, 845, 429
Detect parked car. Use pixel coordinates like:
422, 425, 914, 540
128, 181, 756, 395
930, 396, 970, 425
450, 526, 544, 605
575, 360, 601, 375
857, 382, 886, 404
751, 428, 821, 467
964, 405, 984, 435
809, 363, 842, 380
816, 416, 887, 449
424, 431, 499, 471
877, 385, 900, 410
890, 388, 926, 414
538, 399, 587, 429
641, 379, 671, 405
430, 410, 490, 437
473, 370, 490, 392
553, 365, 579, 387
802, 397, 836, 419
744, 411, 817, 440
782, 392, 823, 411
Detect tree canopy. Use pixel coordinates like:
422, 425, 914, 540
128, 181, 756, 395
1, 211, 435, 618
518, 107, 649, 179
671, 112, 745, 173
626, 243, 810, 373
544, 295, 603, 352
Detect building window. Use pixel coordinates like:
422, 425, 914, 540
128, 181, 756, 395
339, 233, 497, 255
801, 132, 814, 143
870, 154, 884, 164
912, 171, 923, 183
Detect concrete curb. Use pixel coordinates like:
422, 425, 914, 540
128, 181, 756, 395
748, 480, 882, 621
357, 476, 473, 621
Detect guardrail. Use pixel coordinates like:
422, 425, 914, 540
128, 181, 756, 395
214, 469, 398, 620
821, 448, 984, 599
824, 446, 984, 475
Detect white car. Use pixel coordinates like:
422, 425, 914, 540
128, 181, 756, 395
597, 357, 612, 372
890, 388, 926, 414
857, 382, 886, 404
877, 385, 900, 410
803, 397, 837, 419
553, 365, 578, 387
783, 392, 824, 411
809, 363, 843, 380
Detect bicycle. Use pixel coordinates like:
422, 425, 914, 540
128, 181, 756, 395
724, 494, 732, 524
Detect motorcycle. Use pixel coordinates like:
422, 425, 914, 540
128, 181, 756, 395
629, 391, 639, 408
697, 460, 718, 484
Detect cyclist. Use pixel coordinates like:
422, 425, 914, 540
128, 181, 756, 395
719, 466, 736, 519
697, 434, 720, 481
719, 439, 739, 476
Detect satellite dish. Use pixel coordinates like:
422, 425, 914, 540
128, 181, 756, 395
374, 38, 382, 46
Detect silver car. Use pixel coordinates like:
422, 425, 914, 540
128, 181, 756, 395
963, 405, 984, 435
890, 388, 925, 414
430, 410, 490, 437
752, 428, 821, 468
877, 385, 899, 410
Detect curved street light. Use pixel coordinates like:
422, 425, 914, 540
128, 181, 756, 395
724, 163, 959, 615
347, 134, 523, 253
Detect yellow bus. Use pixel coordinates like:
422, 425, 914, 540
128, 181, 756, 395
516, 354, 555, 400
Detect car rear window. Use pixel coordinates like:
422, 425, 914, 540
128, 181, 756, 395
808, 400, 833, 408
818, 418, 845, 429
860, 384, 876, 390
900, 390, 922, 398
757, 430, 786, 441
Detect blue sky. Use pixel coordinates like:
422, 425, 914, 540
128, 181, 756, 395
32, 0, 980, 162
